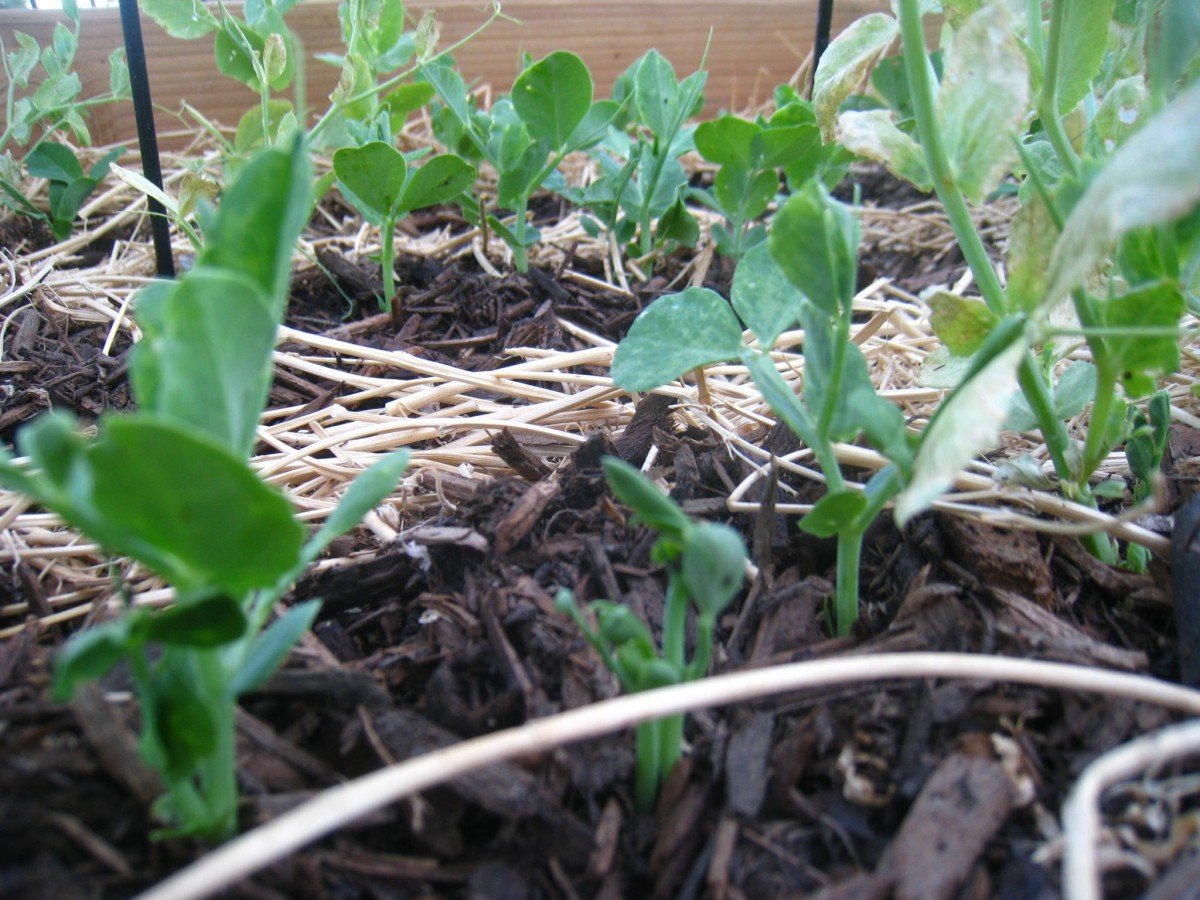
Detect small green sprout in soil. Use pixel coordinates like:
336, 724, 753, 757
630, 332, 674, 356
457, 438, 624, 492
556, 456, 746, 810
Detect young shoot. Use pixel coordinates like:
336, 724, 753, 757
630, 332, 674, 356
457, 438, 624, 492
816, 0, 1200, 566
422, 50, 617, 271
332, 141, 476, 315
0, 139, 411, 842
556, 456, 746, 810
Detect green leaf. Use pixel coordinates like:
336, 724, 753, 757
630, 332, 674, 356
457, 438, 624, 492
1056, 0, 1114, 114
928, 291, 999, 356
52, 620, 129, 701
756, 122, 819, 169
141, 593, 248, 647
153, 667, 217, 780
297, 450, 410, 569
333, 141, 407, 222
768, 180, 859, 316
740, 349, 822, 450
32, 72, 81, 111
382, 81, 436, 131
812, 13, 898, 141
681, 524, 746, 617
695, 115, 759, 167
1006, 360, 1096, 432
234, 98, 296, 153
937, 5, 1029, 204
611, 288, 744, 391
8, 32, 39, 88
566, 99, 621, 150
602, 456, 692, 538
1005, 192, 1056, 311
634, 50, 693, 141
14, 417, 305, 597
714, 166, 777, 223
656, 195, 699, 247
229, 600, 322, 696
836, 110, 932, 192
511, 51, 593, 149
895, 338, 1024, 525
142, 0, 217, 39
25, 141, 83, 183
730, 242, 803, 349
399, 153, 477, 214
1045, 81, 1200, 306
798, 490, 868, 538
201, 139, 311, 309
131, 269, 277, 457
1099, 281, 1185, 398
496, 136, 551, 210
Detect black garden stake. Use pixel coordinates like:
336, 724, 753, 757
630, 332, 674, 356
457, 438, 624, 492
117, 0, 174, 278
812, 0, 835, 93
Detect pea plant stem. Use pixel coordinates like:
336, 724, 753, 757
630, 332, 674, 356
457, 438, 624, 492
198, 649, 238, 840
380, 215, 397, 311
896, 0, 1116, 555
834, 528, 863, 636
1037, 0, 1082, 176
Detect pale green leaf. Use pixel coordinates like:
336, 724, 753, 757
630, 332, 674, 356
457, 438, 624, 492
131, 269, 277, 458
141, 0, 217, 39
836, 109, 932, 192
611, 288, 744, 392
927, 290, 999, 355
1057, 0, 1114, 114
895, 339, 1023, 524
812, 13, 898, 142
1085, 76, 1147, 157
730, 241, 803, 348
1045, 81, 1200, 306
937, 5, 1029, 203
1005, 191, 1055, 311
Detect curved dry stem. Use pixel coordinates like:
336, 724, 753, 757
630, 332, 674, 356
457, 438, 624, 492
137, 653, 1200, 900
1061, 718, 1200, 900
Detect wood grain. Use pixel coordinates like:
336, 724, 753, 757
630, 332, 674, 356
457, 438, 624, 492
0, 0, 892, 148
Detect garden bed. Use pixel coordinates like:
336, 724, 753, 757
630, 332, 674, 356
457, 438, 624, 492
1, 132, 1196, 896
2, 2, 1200, 896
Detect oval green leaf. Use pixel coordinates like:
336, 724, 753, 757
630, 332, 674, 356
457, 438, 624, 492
611, 287, 744, 392
511, 51, 593, 149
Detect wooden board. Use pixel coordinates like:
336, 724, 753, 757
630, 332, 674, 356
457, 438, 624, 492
0, 0, 891, 148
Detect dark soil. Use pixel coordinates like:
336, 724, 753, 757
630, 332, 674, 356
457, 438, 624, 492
1, 172, 1198, 899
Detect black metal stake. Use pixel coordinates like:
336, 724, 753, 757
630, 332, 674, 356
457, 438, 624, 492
117, 0, 174, 278
812, 0, 835, 94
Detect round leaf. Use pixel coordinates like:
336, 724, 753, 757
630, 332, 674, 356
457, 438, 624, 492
611, 288, 744, 391
730, 242, 803, 349
511, 51, 593, 149
398, 154, 477, 214
333, 141, 408, 222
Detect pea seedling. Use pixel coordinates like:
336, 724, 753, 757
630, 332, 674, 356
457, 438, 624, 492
0, 0, 130, 229
817, 0, 1200, 566
422, 50, 618, 271
23, 141, 124, 240
561, 49, 707, 261
332, 141, 476, 314
692, 109, 815, 259
557, 457, 746, 810
0, 139, 410, 841
613, 184, 919, 635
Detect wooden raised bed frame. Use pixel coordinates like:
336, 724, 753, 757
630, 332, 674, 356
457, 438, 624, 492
0, 0, 890, 146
